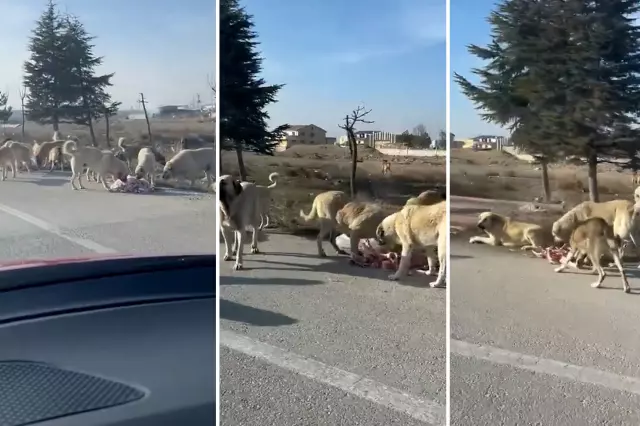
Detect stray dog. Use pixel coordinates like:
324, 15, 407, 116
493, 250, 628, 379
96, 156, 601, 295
64, 140, 130, 190
135, 147, 158, 186
382, 159, 391, 175
335, 201, 387, 261
0, 145, 17, 180
48, 146, 64, 171
376, 200, 447, 287
33, 140, 65, 169
218, 174, 263, 270
470, 212, 549, 250
299, 190, 349, 257
117, 137, 143, 168
245, 172, 279, 230
4, 141, 33, 173
552, 200, 637, 258
162, 147, 214, 188
554, 217, 630, 293
405, 189, 446, 206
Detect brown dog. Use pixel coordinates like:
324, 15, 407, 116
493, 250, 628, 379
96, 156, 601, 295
382, 159, 391, 175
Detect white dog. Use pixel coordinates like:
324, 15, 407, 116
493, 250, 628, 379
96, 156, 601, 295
135, 147, 157, 186
63, 140, 130, 190
162, 147, 214, 188
218, 174, 264, 270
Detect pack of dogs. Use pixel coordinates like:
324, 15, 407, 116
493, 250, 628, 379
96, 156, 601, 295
468, 198, 640, 293
218, 174, 447, 288
0, 132, 214, 191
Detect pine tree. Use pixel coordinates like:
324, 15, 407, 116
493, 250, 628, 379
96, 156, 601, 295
23, 0, 68, 130
220, 0, 288, 179
60, 15, 117, 146
0, 92, 12, 125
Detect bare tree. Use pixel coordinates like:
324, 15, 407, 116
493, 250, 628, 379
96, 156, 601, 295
138, 93, 153, 144
412, 123, 427, 137
338, 105, 374, 198
18, 86, 27, 142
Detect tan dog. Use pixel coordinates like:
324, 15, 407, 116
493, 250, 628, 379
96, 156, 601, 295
162, 147, 214, 188
382, 159, 391, 175
633, 170, 640, 186
335, 201, 387, 261
135, 147, 158, 186
299, 190, 349, 257
64, 140, 130, 190
469, 212, 548, 250
218, 174, 263, 270
405, 189, 446, 206
554, 217, 630, 293
552, 200, 637, 250
4, 141, 33, 173
0, 145, 17, 180
376, 201, 447, 287
34, 139, 65, 169
48, 146, 65, 171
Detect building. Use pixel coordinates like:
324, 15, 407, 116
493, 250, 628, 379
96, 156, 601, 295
336, 130, 397, 147
325, 136, 337, 145
470, 135, 508, 149
276, 124, 327, 151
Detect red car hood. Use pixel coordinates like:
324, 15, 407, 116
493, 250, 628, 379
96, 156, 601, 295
0, 254, 134, 271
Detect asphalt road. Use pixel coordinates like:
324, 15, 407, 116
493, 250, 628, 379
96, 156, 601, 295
219, 233, 446, 425
0, 170, 215, 260
451, 238, 640, 425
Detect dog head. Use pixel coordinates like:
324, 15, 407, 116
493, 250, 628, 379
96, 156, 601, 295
218, 174, 243, 219
551, 209, 579, 243
376, 212, 398, 246
161, 161, 174, 180
476, 211, 504, 231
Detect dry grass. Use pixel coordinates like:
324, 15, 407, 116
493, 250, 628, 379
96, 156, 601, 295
450, 148, 633, 206
221, 145, 445, 234
2, 118, 215, 192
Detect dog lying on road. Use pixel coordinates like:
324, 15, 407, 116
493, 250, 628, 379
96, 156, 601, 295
299, 190, 349, 257
469, 212, 549, 250
376, 200, 447, 287
554, 217, 630, 293
218, 174, 264, 270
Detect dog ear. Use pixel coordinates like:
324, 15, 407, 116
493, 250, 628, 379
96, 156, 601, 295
232, 180, 243, 196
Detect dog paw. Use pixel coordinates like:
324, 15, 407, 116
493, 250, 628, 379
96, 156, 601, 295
625, 287, 631, 294
250, 247, 260, 254
233, 263, 244, 271
319, 252, 327, 258
590, 282, 602, 289
430, 281, 446, 288
554, 267, 564, 273
223, 254, 233, 261
336, 249, 348, 255
469, 238, 478, 244
388, 274, 400, 281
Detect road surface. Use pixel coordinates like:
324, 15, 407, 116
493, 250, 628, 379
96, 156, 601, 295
0, 171, 215, 260
219, 233, 446, 425
451, 238, 640, 425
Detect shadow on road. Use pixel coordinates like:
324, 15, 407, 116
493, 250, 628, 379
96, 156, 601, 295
220, 275, 324, 286
21, 177, 69, 187
220, 299, 298, 326
451, 254, 473, 260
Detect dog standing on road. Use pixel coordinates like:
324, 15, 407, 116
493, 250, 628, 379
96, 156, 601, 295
218, 174, 263, 270
299, 190, 349, 257
554, 217, 630, 293
376, 200, 447, 287
335, 201, 387, 261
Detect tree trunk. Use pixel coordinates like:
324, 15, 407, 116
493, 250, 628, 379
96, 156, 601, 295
235, 141, 247, 181
540, 158, 551, 202
587, 151, 599, 202
20, 103, 25, 142
348, 131, 357, 198
88, 117, 97, 147
105, 111, 111, 148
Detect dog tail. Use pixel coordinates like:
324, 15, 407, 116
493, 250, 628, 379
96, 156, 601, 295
117, 137, 126, 150
267, 172, 279, 189
62, 140, 78, 156
299, 203, 318, 222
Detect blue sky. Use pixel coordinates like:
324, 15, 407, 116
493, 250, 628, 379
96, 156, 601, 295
451, 0, 508, 139
242, 0, 445, 138
0, 0, 215, 112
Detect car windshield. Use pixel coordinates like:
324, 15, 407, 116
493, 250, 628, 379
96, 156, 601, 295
0, 2, 216, 275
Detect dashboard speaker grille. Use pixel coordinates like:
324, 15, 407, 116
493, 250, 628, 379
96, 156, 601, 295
0, 361, 145, 426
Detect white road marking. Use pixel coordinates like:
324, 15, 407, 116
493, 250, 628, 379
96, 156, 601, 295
452, 339, 640, 395
0, 203, 117, 254
221, 329, 445, 425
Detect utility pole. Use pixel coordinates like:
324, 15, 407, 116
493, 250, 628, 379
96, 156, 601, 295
138, 93, 153, 144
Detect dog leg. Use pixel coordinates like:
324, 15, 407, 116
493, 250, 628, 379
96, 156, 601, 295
469, 235, 497, 245
611, 252, 631, 293
329, 228, 348, 255
316, 221, 330, 257
221, 226, 235, 261
590, 264, 606, 289
431, 247, 446, 288
250, 226, 260, 254
70, 173, 78, 190
234, 230, 245, 270
349, 232, 362, 261
389, 244, 413, 281
554, 249, 576, 273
